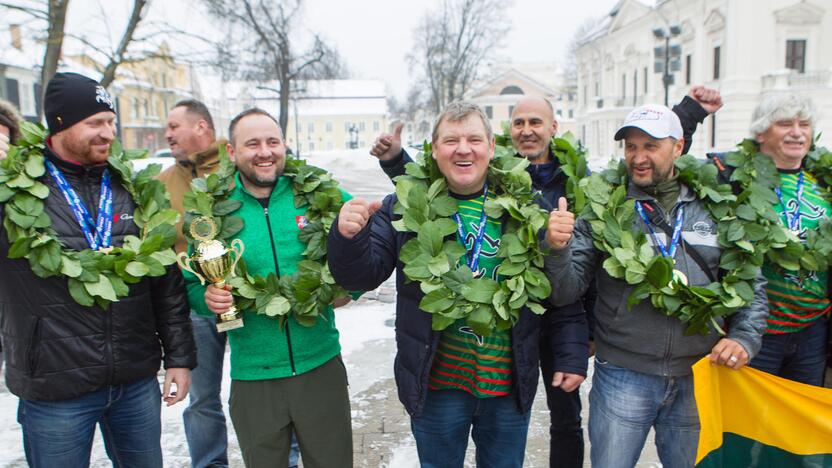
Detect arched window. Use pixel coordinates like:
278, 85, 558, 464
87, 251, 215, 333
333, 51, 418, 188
499, 85, 524, 95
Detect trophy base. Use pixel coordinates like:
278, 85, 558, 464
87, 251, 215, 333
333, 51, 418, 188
216, 318, 244, 332
216, 309, 244, 332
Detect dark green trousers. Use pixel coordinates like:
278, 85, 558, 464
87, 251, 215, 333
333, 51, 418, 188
229, 355, 352, 467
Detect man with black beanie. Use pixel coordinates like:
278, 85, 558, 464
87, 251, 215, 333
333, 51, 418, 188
0, 72, 196, 467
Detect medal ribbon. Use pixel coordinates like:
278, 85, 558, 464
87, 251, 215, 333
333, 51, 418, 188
636, 202, 684, 259
774, 170, 804, 232
45, 160, 113, 251
452, 184, 489, 274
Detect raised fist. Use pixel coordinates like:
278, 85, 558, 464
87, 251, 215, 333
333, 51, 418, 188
688, 85, 723, 115
546, 197, 575, 250
337, 199, 383, 239
369, 122, 403, 162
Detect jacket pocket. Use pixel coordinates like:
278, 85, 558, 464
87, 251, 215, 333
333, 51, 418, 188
26, 318, 42, 377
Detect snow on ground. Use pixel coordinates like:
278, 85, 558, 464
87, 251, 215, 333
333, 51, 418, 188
0, 297, 397, 468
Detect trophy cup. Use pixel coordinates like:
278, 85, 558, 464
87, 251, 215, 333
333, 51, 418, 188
177, 216, 246, 332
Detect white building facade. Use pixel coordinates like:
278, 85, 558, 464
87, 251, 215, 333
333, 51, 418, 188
576, 0, 832, 166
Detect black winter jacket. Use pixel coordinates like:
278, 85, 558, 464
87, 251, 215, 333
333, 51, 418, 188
0, 147, 196, 401
329, 194, 549, 416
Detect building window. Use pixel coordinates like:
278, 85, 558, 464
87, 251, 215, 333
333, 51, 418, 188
643, 67, 648, 93
326, 121, 333, 132
499, 85, 524, 95
685, 54, 692, 85
485, 106, 493, 119
583, 85, 587, 105
309, 141, 315, 151
359, 121, 366, 131
373, 121, 379, 131
713, 46, 721, 80
508, 105, 514, 117
568, 109, 574, 119
621, 73, 626, 99
344, 122, 350, 132
594, 81, 600, 97
308, 122, 314, 133
143, 99, 149, 118
786, 39, 806, 73
633, 71, 638, 104
710, 115, 717, 148
133, 97, 140, 118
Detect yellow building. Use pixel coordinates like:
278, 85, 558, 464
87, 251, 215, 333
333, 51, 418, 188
71, 44, 194, 154
284, 80, 389, 154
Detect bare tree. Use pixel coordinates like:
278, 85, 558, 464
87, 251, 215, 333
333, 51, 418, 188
408, 0, 510, 114
564, 15, 604, 86
1, 0, 153, 117
201, 0, 346, 133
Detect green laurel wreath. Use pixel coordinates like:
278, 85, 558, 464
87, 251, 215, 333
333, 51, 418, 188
570, 139, 781, 335
183, 151, 347, 327
0, 122, 179, 310
392, 142, 552, 336
723, 139, 832, 275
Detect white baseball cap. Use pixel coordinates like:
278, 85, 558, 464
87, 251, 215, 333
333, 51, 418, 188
614, 105, 683, 141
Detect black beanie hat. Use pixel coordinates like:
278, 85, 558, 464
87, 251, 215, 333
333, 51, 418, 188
44, 72, 116, 135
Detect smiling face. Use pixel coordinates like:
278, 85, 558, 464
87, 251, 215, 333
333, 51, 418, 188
52, 111, 116, 165
756, 117, 813, 169
509, 97, 557, 163
227, 113, 286, 198
432, 113, 495, 195
623, 129, 683, 187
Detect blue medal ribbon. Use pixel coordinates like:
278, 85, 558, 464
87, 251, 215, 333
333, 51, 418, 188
774, 170, 804, 233
636, 202, 684, 258
45, 160, 113, 251
452, 185, 489, 275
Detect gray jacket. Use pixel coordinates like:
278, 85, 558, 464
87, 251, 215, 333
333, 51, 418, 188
545, 181, 768, 377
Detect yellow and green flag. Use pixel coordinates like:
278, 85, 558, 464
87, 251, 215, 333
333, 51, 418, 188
693, 357, 832, 467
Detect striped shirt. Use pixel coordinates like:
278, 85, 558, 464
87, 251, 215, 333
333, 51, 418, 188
428, 195, 513, 397
762, 169, 832, 334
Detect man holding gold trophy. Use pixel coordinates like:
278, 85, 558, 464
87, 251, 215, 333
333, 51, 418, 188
183, 108, 355, 467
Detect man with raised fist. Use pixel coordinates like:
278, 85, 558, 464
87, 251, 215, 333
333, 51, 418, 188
543, 104, 767, 467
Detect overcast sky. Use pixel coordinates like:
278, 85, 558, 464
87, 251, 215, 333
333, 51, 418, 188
59, 0, 623, 99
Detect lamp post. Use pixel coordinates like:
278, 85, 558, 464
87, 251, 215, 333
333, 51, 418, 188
652, 25, 682, 107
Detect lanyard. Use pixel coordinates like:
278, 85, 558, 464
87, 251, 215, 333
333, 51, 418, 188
452, 185, 489, 274
636, 202, 684, 259
774, 170, 804, 233
45, 160, 113, 251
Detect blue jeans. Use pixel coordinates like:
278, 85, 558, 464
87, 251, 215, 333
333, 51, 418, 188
183, 312, 229, 468
289, 433, 299, 467
589, 359, 699, 468
750, 317, 829, 386
17, 376, 162, 468
410, 389, 531, 468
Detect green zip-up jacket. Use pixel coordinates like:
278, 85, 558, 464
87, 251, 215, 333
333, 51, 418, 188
186, 173, 351, 380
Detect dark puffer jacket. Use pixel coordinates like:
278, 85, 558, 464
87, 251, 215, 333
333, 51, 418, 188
328, 194, 548, 417
0, 146, 196, 401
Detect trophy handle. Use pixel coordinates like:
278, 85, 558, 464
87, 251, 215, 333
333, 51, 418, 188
176, 251, 206, 285
228, 239, 245, 278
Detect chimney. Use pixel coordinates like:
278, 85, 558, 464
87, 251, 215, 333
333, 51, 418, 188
10, 25, 22, 51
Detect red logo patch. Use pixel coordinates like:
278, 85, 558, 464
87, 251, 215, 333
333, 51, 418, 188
296, 216, 309, 229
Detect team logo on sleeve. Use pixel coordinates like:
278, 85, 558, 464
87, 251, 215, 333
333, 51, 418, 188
296, 216, 309, 229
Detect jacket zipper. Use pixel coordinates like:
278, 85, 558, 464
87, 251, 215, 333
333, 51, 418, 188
653, 201, 677, 376
263, 206, 296, 375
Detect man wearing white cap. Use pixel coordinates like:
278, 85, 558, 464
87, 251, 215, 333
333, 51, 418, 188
543, 104, 768, 467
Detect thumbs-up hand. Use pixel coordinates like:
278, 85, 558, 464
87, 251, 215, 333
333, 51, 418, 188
370, 122, 403, 161
546, 197, 575, 250
337, 199, 383, 239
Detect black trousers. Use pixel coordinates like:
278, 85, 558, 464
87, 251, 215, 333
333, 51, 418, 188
540, 347, 584, 468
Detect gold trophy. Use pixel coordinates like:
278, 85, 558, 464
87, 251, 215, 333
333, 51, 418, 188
177, 216, 246, 332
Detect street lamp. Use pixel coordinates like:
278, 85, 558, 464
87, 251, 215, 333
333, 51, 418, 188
652, 25, 682, 106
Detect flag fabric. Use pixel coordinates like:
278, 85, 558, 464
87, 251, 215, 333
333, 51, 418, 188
693, 357, 832, 467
